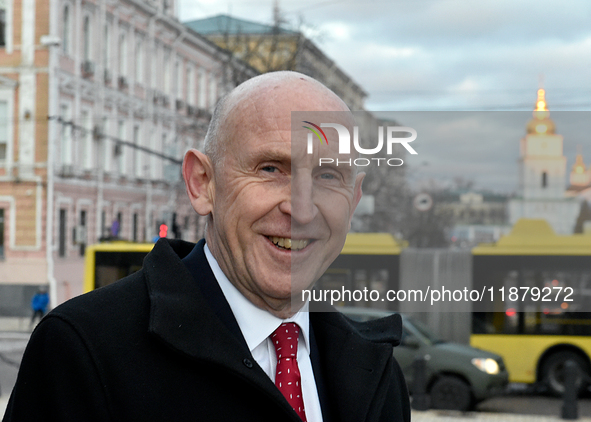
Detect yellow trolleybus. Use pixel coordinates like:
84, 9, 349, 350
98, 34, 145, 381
85, 233, 403, 310
83, 241, 155, 293
471, 219, 591, 395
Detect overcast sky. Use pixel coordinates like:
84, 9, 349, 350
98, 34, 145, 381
177, 0, 591, 193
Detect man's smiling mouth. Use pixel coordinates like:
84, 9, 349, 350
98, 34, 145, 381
268, 237, 310, 251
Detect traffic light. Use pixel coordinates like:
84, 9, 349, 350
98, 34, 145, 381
159, 223, 168, 238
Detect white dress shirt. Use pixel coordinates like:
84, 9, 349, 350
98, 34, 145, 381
205, 244, 323, 422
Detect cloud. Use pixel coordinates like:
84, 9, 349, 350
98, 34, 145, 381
177, 0, 591, 192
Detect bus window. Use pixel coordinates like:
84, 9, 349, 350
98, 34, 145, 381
95, 251, 148, 289
315, 233, 403, 310
84, 242, 154, 292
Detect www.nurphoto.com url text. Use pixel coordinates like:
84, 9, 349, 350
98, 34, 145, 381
303, 286, 574, 306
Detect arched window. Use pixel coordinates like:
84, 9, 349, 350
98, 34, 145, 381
62, 5, 69, 54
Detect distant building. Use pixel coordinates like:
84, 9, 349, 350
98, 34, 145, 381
184, 14, 367, 110
0, 0, 256, 311
508, 89, 581, 234
438, 190, 511, 247
565, 149, 591, 232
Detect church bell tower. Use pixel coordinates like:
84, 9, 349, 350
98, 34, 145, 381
518, 89, 567, 200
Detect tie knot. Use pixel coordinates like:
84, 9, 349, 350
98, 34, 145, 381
271, 322, 300, 360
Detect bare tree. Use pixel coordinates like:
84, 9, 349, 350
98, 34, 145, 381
351, 114, 453, 247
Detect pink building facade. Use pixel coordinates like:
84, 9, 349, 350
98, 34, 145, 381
0, 0, 255, 312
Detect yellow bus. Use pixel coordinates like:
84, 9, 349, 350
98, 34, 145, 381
84, 233, 403, 308
83, 241, 155, 293
471, 219, 591, 395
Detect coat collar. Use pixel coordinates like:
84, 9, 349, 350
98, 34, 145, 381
144, 238, 400, 422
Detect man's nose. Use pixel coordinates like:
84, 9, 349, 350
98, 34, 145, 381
281, 174, 317, 225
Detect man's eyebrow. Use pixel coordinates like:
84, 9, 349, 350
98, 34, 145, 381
247, 147, 292, 164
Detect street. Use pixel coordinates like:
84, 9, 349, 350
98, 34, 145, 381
0, 333, 28, 415
2, 332, 591, 421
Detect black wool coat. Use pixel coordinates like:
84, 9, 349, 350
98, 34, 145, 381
3, 239, 410, 422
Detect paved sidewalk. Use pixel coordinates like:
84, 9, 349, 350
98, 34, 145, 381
1, 396, 9, 417
3, 404, 591, 421
0, 318, 32, 333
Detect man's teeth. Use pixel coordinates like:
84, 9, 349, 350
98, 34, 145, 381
270, 237, 309, 251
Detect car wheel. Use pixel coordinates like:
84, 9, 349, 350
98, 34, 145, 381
429, 376, 473, 411
541, 351, 589, 397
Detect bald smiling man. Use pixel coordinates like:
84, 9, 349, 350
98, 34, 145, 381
4, 72, 410, 422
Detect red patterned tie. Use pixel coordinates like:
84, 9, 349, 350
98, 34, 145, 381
272, 322, 307, 421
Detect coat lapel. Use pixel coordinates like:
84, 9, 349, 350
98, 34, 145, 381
311, 307, 402, 422
143, 239, 301, 422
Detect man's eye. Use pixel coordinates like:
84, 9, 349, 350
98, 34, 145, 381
320, 173, 336, 180
261, 166, 278, 173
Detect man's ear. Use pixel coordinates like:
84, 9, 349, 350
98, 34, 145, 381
182, 149, 215, 216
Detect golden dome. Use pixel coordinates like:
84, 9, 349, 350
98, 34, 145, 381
526, 89, 556, 134
572, 153, 586, 174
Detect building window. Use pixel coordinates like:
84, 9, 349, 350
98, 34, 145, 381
80, 110, 91, 169
117, 211, 123, 237
83, 16, 91, 61
132, 212, 138, 242
94, 118, 104, 169
174, 60, 181, 99
118, 31, 127, 76
209, 72, 217, 109
101, 116, 109, 171
101, 210, 106, 239
148, 130, 155, 180
186, 65, 193, 105
198, 68, 206, 108
62, 5, 70, 54
135, 38, 143, 83
79, 210, 86, 256
159, 132, 166, 180
0, 5, 6, 47
163, 50, 170, 94
133, 124, 140, 177
103, 23, 110, 70
151, 43, 158, 89
59, 103, 72, 165
0, 208, 4, 260
116, 120, 125, 174
542, 171, 548, 188
59, 209, 67, 257
0, 100, 7, 161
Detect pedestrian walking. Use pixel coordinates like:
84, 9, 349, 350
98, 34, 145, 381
30, 288, 49, 327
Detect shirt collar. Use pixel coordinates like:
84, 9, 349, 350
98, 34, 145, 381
204, 244, 310, 355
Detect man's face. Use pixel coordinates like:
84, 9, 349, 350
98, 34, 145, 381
206, 104, 363, 315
